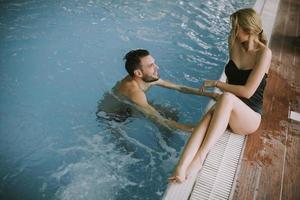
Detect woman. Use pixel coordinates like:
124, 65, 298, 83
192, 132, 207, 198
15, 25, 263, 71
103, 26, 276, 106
169, 8, 272, 183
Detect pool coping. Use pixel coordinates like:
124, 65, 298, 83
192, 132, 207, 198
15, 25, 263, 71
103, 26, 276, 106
162, 0, 281, 199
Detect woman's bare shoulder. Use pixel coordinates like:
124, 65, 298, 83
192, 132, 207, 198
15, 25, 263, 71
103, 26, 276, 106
254, 45, 272, 73
257, 45, 272, 62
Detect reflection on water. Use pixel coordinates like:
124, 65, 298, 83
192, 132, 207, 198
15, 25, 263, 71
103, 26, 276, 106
0, 0, 254, 199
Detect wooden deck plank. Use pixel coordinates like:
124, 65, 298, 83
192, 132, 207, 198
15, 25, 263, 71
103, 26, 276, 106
232, 0, 300, 199
282, 124, 300, 200
281, 0, 300, 199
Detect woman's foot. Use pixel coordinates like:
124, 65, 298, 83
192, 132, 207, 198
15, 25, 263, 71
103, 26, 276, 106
186, 157, 204, 178
168, 166, 187, 183
168, 175, 186, 183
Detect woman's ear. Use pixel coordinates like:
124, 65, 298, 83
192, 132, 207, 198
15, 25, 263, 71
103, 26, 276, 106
133, 69, 143, 78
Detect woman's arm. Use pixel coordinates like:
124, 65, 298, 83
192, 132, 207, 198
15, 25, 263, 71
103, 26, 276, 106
205, 48, 272, 98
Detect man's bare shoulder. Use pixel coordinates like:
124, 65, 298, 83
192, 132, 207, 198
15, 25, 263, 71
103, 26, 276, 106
116, 76, 145, 104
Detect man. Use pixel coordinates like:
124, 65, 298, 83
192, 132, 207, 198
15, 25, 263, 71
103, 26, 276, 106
110, 49, 217, 132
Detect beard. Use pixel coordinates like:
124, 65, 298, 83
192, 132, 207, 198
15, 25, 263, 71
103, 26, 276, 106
142, 74, 160, 83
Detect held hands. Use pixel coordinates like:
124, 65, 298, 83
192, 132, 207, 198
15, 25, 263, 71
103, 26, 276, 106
199, 80, 221, 101
199, 80, 217, 92
203, 80, 218, 88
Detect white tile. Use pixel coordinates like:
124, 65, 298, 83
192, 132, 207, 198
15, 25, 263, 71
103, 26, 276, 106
289, 111, 300, 122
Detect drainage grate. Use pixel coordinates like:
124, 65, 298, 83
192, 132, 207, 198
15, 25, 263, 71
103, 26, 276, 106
189, 131, 245, 200
163, 131, 245, 200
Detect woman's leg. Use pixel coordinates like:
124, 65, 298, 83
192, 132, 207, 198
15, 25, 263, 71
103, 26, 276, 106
168, 107, 214, 183
186, 92, 261, 175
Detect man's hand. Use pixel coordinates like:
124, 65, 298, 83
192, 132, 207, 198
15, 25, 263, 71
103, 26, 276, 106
180, 124, 195, 133
164, 119, 194, 133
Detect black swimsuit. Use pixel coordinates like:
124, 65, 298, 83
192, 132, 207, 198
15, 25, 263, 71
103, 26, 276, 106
225, 60, 267, 114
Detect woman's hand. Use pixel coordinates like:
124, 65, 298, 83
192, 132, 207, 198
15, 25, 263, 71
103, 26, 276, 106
199, 80, 222, 101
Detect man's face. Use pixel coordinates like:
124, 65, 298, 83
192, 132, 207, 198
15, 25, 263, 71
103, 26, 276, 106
139, 55, 160, 82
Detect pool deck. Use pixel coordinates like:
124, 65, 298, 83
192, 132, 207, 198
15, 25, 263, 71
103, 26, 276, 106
163, 0, 300, 199
232, 0, 300, 199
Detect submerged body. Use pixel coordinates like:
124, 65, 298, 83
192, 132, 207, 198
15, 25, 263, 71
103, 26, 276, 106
97, 84, 138, 122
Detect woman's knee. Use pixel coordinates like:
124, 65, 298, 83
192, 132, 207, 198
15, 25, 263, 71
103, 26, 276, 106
219, 92, 237, 105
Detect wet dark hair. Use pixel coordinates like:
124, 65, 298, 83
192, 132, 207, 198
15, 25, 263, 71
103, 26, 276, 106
123, 49, 150, 77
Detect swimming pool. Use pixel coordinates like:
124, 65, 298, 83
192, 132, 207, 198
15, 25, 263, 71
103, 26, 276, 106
0, 0, 255, 199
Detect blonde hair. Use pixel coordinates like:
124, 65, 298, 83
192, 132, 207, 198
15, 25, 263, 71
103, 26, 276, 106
229, 8, 267, 51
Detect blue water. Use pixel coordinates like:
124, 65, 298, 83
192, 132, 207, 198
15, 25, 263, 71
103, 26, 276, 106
0, 0, 254, 199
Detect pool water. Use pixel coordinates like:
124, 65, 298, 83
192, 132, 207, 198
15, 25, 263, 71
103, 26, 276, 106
0, 0, 254, 199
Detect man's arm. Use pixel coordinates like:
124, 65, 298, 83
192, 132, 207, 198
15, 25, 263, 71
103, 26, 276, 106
154, 79, 219, 100
130, 89, 194, 133
138, 104, 194, 133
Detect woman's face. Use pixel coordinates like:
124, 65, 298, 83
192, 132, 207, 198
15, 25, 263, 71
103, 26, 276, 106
237, 27, 250, 43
